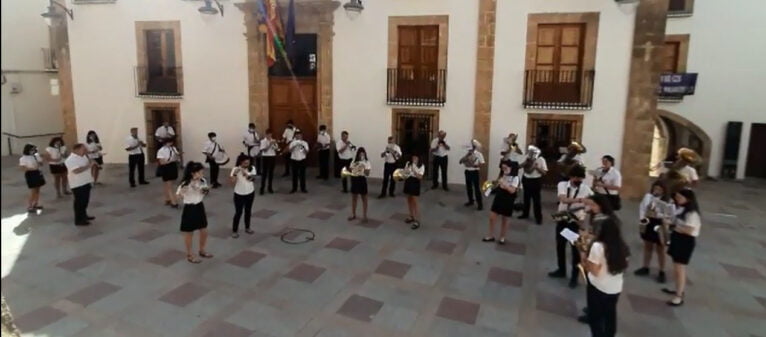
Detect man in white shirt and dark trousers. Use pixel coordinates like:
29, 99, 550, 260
518, 147, 548, 225
65, 144, 95, 226
593, 155, 622, 210
281, 120, 297, 177
460, 140, 485, 210
379, 136, 402, 198
259, 129, 277, 195
336, 131, 355, 193
288, 131, 309, 193
154, 121, 176, 149
549, 165, 593, 288
243, 123, 261, 175
316, 125, 332, 180
430, 130, 450, 191
125, 127, 150, 187
202, 132, 224, 188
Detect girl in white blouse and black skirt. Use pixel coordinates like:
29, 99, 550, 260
176, 162, 212, 264
157, 137, 181, 208
635, 181, 672, 283
663, 188, 702, 307
44, 136, 70, 197
348, 147, 372, 223
403, 154, 425, 230
19, 144, 46, 212
85, 130, 104, 185
230, 153, 257, 238
483, 161, 520, 245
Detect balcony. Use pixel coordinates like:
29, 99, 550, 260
41, 48, 58, 71
135, 66, 183, 98
386, 68, 446, 107
523, 69, 595, 110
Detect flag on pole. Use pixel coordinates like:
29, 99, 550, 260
256, 0, 286, 67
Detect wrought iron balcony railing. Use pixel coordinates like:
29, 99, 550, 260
523, 69, 595, 110
135, 66, 183, 98
386, 68, 446, 107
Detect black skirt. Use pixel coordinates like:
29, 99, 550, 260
180, 202, 208, 232
350, 176, 368, 195
640, 218, 663, 244
668, 231, 696, 265
491, 189, 517, 217
93, 157, 104, 165
49, 164, 66, 175
403, 177, 420, 196
160, 162, 179, 181
25, 170, 46, 189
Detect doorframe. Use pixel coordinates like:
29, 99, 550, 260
144, 102, 181, 162
392, 108, 440, 174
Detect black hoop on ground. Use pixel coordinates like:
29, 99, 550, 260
279, 228, 316, 244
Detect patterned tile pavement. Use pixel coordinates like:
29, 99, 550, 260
2, 157, 766, 337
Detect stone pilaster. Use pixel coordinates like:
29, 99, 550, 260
238, 4, 270, 131
620, 0, 670, 199
317, 10, 334, 134
473, 0, 496, 181
52, 1, 77, 145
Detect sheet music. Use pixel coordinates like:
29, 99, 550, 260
559, 228, 580, 244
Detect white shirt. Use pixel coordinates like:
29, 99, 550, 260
382, 144, 402, 164
557, 181, 594, 212
522, 157, 548, 179
125, 136, 144, 155
499, 175, 520, 190
595, 167, 622, 195
558, 153, 583, 165
202, 140, 223, 157
243, 129, 260, 147
231, 166, 256, 195
430, 138, 450, 157
317, 131, 332, 150
676, 211, 702, 237
282, 127, 296, 143
157, 146, 180, 163
176, 178, 208, 204
462, 151, 485, 171
587, 242, 624, 295
19, 154, 43, 170
678, 165, 699, 183
86, 142, 103, 159
406, 162, 425, 177
352, 159, 372, 173
65, 153, 93, 189
46, 146, 67, 165
289, 140, 309, 161
501, 142, 523, 162
259, 138, 277, 157
155, 125, 175, 140
638, 194, 676, 220
336, 139, 355, 160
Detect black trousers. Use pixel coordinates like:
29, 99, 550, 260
318, 149, 330, 179
128, 153, 147, 185
381, 163, 397, 196
283, 152, 291, 175
260, 156, 275, 192
464, 170, 482, 206
555, 220, 581, 280
291, 159, 307, 192
521, 177, 543, 222
246, 146, 262, 175
232, 192, 255, 232
587, 283, 620, 337
337, 158, 352, 191
72, 184, 91, 224
207, 159, 220, 184
432, 156, 448, 188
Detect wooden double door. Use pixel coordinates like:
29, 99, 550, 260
397, 25, 439, 99
269, 77, 318, 165
533, 23, 585, 103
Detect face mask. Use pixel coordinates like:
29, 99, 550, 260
360, 154, 367, 160
572, 180, 582, 187
211, 137, 217, 142
249, 128, 255, 132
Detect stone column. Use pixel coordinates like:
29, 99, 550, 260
52, 0, 77, 145
317, 10, 334, 134
620, 0, 669, 199
237, 4, 270, 131
473, 0, 497, 182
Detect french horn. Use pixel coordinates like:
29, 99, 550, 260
341, 161, 366, 178
393, 161, 413, 181
481, 180, 498, 197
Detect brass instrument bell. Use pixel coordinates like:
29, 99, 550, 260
677, 147, 701, 164
340, 166, 354, 178
481, 180, 498, 196
568, 141, 586, 154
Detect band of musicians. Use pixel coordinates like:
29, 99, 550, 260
18, 122, 705, 337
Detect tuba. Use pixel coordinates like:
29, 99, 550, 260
660, 147, 701, 195
560, 141, 587, 178
523, 145, 541, 174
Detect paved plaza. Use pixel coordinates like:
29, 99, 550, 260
1, 157, 765, 337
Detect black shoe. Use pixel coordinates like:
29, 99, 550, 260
130, 184, 137, 188
568, 278, 578, 289
497, 238, 506, 245
443, 187, 449, 191
301, 190, 308, 193
260, 190, 265, 195
477, 205, 483, 211
410, 221, 421, 230
212, 183, 221, 189
87, 216, 95, 220
661, 288, 677, 295
342, 190, 348, 193
634, 267, 650, 276
389, 193, 395, 197
577, 315, 589, 324
548, 270, 566, 278
582, 307, 588, 314
289, 190, 297, 194
657, 271, 667, 283
464, 201, 474, 207
535, 218, 543, 225
139, 181, 150, 185
518, 215, 529, 220
667, 298, 684, 307
268, 189, 274, 194
75, 221, 91, 226
378, 194, 386, 199
482, 237, 495, 242
316, 176, 322, 179
431, 185, 439, 189
282, 173, 290, 177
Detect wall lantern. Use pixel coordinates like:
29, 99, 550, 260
199, 0, 224, 17
343, 0, 363, 19
41, 0, 74, 26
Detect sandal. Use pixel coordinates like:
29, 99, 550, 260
405, 217, 415, 224
661, 288, 677, 295
482, 237, 496, 242
187, 255, 201, 264
198, 251, 214, 259
667, 297, 684, 307
245, 229, 255, 234
410, 221, 420, 230
498, 238, 506, 245
34, 205, 44, 210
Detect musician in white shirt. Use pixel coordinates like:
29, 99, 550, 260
85, 130, 104, 185
281, 120, 298, 177
664, 189, 703, 307
460, 140, 485, 210
348, 148, 372, 222
19, 144, 46, 212
176, 162, 213, 264
519, 146, 548, 225
157, 138, 182, 208
379, 136, 402, 198
288, 130, 309, 193
258, 129, 278, 194
125, 127, 149, 188
549, 165, 594, 288
430, 130, 451, 190
65, 144, 95, 226
44, 136, 70, 197
154, 121, 176, 146
229, 154, 257, 238
202, 132, 224, 188
335, 131, 356, 193
499, 133, 524, 172
243, 123, 261, 175
593, 155, 623, 211
316, 124, 332, 180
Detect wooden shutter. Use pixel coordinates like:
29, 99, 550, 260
669, 0, 686, 12
660, 41, 680, 73
397, 25, 439, 98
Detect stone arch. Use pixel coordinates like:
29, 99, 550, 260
655, 109, 712, 177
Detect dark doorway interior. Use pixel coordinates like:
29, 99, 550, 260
394, 111, 436, 177
746, 123, 766, 178
145, 107, 181, 162
527, 117, 581, 188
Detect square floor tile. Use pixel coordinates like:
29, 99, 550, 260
720, 263, 764, 280
202, 321, 253, 337
442, 220, 467, 231
536, 291, 576, 318
129, 229, 165, 243
147, 249, 186, 267
63, 229, 104, 242
227, 250, 267, 268
141, 214, 172, 225
284, 263, 326, 283
495, 242, 526, 255
65, 282, 122, 307
435, 296, 480, 325
56, 254, 102, 272
325, 237, 361, 252
309, 211, 334, 220
253, 209, 278, 219
487, 267, 523, 287
375, 260, 412, 279
14, 306, 66, 332
158, 282, 210, 307
427, 240, 457, 255
325, 203, 346, 211
337, 294, 384, 322
626, 294, 676, 319
106, 208, 134, 217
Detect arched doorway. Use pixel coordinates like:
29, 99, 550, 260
650, 109, 712, 177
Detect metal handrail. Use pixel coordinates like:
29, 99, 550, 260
3, 132, 64, 155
